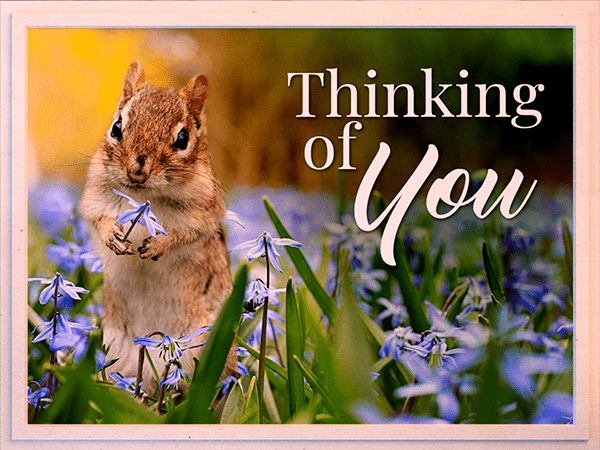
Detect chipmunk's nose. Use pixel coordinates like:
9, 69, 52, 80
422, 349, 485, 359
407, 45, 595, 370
127, 156, 150, 183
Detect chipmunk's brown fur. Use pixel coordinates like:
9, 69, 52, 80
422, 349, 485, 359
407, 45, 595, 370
79, 61, 234, 391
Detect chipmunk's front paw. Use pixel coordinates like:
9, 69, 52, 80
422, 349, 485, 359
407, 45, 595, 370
106, 224, 135, 256
138, 236, 166, 261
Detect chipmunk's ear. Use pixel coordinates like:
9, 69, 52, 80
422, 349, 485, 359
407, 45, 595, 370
181, 74, 208, 123
119, 61, 146, 107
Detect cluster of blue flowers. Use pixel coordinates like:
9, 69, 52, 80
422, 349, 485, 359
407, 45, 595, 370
29, 180, 102, 275
28, 178, 573, 424
27, 272, 95, 416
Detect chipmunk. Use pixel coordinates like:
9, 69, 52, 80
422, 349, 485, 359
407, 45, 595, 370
79, 61, 235, 392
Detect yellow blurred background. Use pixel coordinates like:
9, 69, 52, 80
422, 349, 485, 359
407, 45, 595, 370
28, 28, 353, 193
28, 28, 573, 197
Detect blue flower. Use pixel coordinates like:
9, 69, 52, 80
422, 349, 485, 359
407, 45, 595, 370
499, 349, 570, 400
48, 330, 93, 363
219, 375, 238, 395
27, 383, 52, 408
530, 391, 573, 424
379, 326, 422, 361
237, 361, 249, 377
326, 213, 380, 272
230, 231, 301, 273
424, 301, 454, 334
504, 270, 557, 313
161, 366, 188, 390
86, 302, 104, 317
79, 246, 103, 273
502, 226, 535, 254
496, 304, 530, 336
32, 313, 97, 354
404, 333, 436, 358
510, 329, 565, 354
353, 402, 451, 424
96, 349, 107, 371
32, 312, 96, 343
44, 236, 102, 275
428, 339, 467, 371
463, 276, 493, 311
244, 278, 285, 312
374, 285, 407, 328
29, 273, 89, 309
133, 325, 210, 361
29, 180, 77, 235
247, 309, 285, 347
113, 189, 167, 238
45, 238, 84, 274
354, 268, 387, 300
395, 355, 477, 422
225, 210, 245, 229
548, 316, 573, 338
109, 373, 139, 395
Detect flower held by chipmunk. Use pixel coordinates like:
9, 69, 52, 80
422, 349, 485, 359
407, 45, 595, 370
112, 189, 167, 239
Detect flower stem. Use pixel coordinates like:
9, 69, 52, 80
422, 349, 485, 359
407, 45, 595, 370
121, 202, 149, 242
32, 400, 41, 424
156, 361, 171, 413
47, 273, 60, 395
134, 345, 145, 398
257, 234, 270, 424
29, 381, 42, 424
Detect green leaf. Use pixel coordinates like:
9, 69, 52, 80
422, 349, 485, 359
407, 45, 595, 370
444, 282, 470, 324
562, 219, 573, 303
373, 192, 429, 333
41, 333, 160, 424
482, 242, 504, 304
357, 307, 386, 346
236, 337, 288, 380
391, 244, 430, 332
293, 355, 344, 421
237, 306, 263, 343
472, 338, 501, 424
420, 232, 441, 308
221, 377, 259, 424
262, 370, 282, 424
287, 393, 322, 424
264, 197, 338, 325
285, 277, 307, 418
167, 263, 248, 424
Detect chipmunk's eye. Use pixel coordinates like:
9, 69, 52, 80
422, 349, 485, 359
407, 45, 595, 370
173, 129, 188, 150
111, 118, 123, 140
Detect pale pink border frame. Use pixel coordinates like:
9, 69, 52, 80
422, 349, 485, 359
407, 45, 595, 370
1, 1, 598, 449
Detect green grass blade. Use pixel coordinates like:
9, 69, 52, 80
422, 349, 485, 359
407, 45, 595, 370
236, 337, 288, 380
237, 306, 263, 343
482, 242, 504, 304
263, 197, 338, 325
220, 379, 247, 424
285, 277, 307, 417
293, 355, 341, 420
357, 307, 386, 346
472, 338, 501, 424
41, 333, 161, 424
168, 263, 248, 424
562, 219, 573, 300
391, 243, 430, 332
373, 191, 429, 333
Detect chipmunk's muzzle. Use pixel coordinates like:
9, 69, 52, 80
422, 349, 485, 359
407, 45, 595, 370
127, 155, 151, 184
